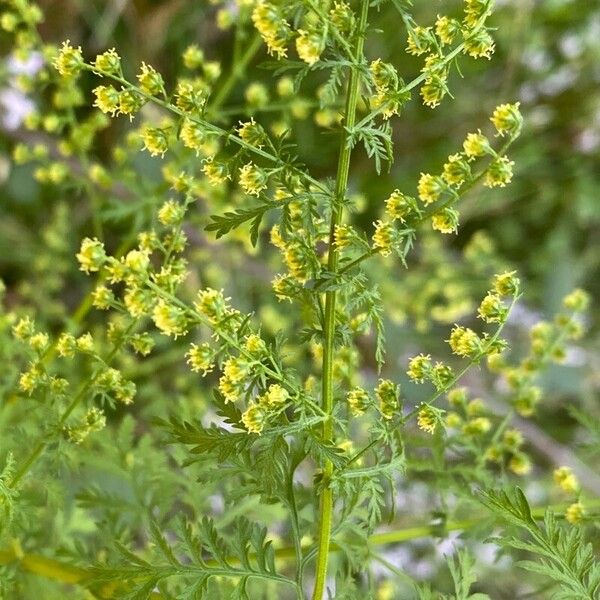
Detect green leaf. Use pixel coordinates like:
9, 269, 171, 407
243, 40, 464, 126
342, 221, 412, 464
205, 204, 273, 247
481, 487, 600, 599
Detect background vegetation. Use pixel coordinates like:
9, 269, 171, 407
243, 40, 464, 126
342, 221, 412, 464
0, 0, 598, 598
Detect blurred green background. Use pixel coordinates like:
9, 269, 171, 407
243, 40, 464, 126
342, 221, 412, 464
1, 0, 599, 598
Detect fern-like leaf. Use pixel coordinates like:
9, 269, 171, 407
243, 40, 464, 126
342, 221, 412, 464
481, 487, 600, 599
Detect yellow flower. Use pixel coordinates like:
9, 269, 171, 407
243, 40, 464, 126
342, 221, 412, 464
462, 417, 491, 436
93, 85, 120, 116
76, 238, 106, 273
56, 333, 76, 358
330, 1, 355, 34
180, 119, 207, 155
448, 326, 481, 357
442, 153, 471, 187
431, 208, 459, 234
420, 80, 446, 108
370, 58, 398, 91
53, 40, 83, 78
237, 118, 266, 148
93, 48, 121, 75
158, 200, 185, 226
347, 387, 370, 416
464, 29, 495, 60
239, 162, 268, 196
223, 357, 249, 384
478, 293, 507, 324
296, 29, 323, 65
447, 387, 468, 407
484, 156, 514, 188
219, 374, 243, 403
375, 379, 400, 419
406, 26, 433, 56
245, 82, 269, 108
124, 286, 154, 317
137, 62, 164, 96
513, 386, 542, 418
12, 317, 35, 341
490, 103, 522, 136
241, 403, 267, 434
186, 343, 214, 375
446, 412, 462, 428
553, 466, 579, 494
417, 173, 444, 205
245, 334, 267, 356
435, 16, 460, 45
493, 271, 519, 296
261, 384, 289, 408
202, 157, 229, 186
195, 288, 229, 322
141, 126, 170, 157
372, 220, 395, 256
509, 453, 532, 475
407, 354, 432, 383
182, 44, 204, 69
565, 502, 585, 525
417, 406, 438, 434
502, 429, 524, 450
76, 333, 95, 353
463, 131, 490, 158
152, 299, 188, 338
284, 240, 312, 283
252, 1, 291, 59
562, 288, 590, 312
124, 249, 150, 273
385, 190, 415, 222
333, 224, 353, 249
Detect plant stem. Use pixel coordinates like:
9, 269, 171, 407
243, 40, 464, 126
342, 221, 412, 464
208, 34, 262, 114
311, 2, 369, 598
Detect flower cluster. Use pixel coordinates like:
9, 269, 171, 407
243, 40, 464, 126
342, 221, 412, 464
372, 220, 397, 257
384, 190, 419, 223
252, 1, 355, 67
407, 273, 518, 397
489, 287, 590, 418
346, 387, 370, 417
409, 104, 522, 236
417, 404, 444, 434
252, 1, 292, 59
406, 354, 456, 392
369, 59, 410, 119
53, 40, 84, 78
345, 379, 400, 420
64, 407, 106, 444
241, 384, 290, 434
403, 1, 495, 109
552, 465, 585, 525
12, 312, 137, 440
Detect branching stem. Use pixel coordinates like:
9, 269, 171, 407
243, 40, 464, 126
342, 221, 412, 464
311, 2, 369, 598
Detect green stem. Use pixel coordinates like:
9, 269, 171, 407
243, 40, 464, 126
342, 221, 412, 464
311, 2, 369, 598
208, 34, 263, 114
287, 453, 305, 598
